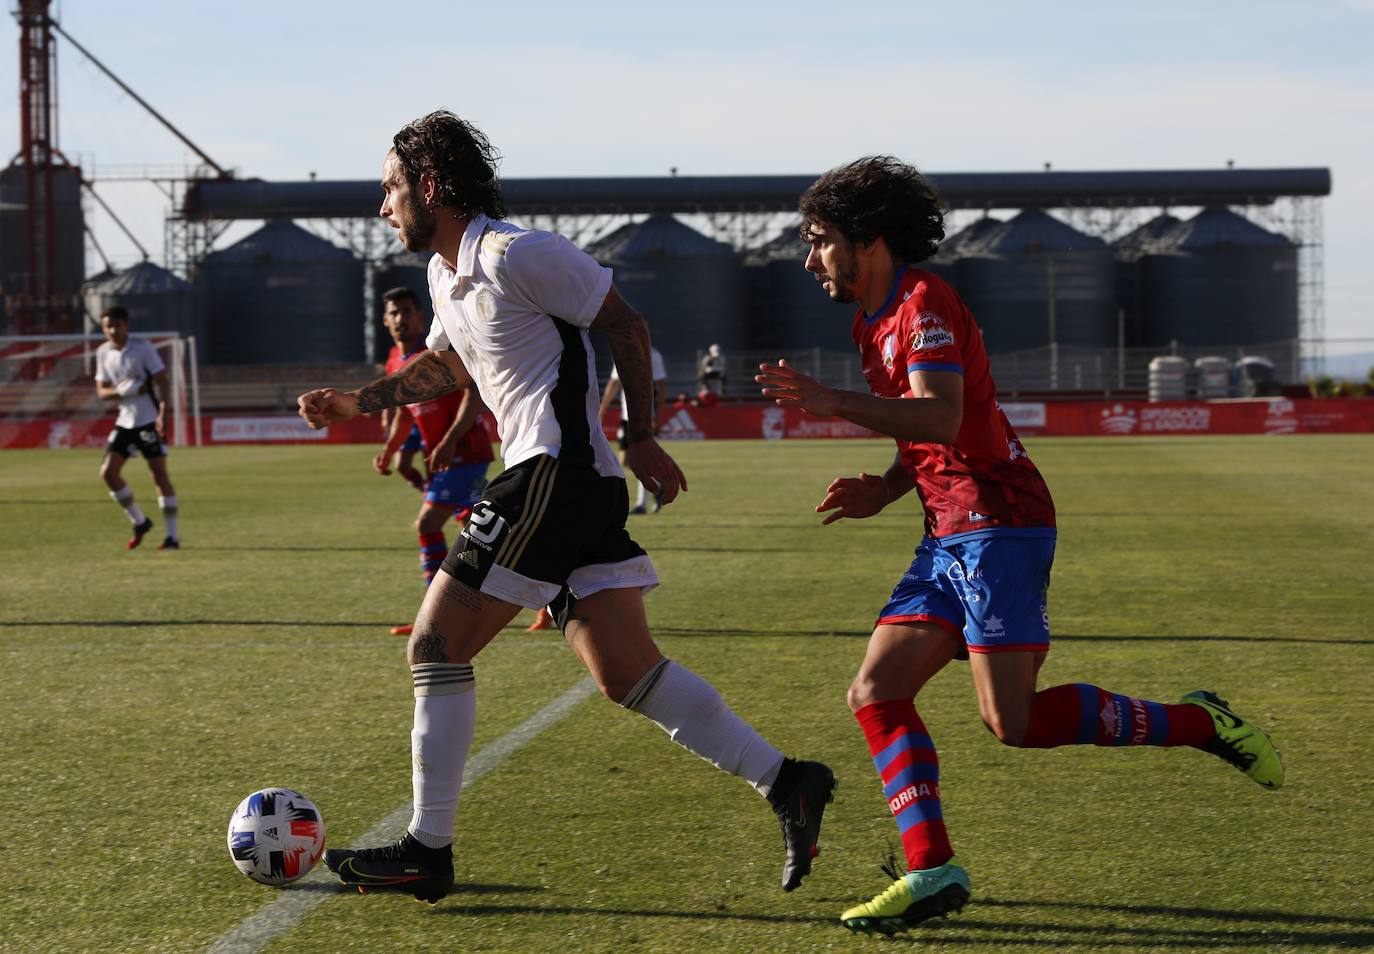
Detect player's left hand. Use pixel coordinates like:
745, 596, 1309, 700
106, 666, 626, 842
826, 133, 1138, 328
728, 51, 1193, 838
427, 444, 454, 474
624, 437, 688, 507
756, 360, 838, 417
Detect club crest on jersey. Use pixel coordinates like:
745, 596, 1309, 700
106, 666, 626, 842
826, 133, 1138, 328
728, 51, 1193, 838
912, 312, 954, 352
880, 333, 897, 370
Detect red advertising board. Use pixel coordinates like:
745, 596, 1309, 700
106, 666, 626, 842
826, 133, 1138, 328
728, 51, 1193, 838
3, 399, 1372, 449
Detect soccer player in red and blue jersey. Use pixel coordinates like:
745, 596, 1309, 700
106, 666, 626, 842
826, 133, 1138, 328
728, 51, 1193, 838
756, 157, 1284, 936
374, 286, 494, 635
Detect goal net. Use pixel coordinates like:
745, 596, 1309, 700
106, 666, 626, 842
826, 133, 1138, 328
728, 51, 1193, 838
0, 333, 201, 449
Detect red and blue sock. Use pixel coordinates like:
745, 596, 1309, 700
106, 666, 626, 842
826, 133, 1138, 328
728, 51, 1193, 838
1022, 683, 1215, 748
856, 700, 953, 872
419, 531, 447, 586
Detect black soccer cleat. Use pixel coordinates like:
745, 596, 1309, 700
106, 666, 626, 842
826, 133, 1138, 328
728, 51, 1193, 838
770, 758, 837, 891
323, 832, 454, 904
126, 517, 155, 550
157, 537, 180, 551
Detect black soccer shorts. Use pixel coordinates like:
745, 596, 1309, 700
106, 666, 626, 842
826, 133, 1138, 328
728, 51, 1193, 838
440, 454, 658, 608
106, 424, 166, 459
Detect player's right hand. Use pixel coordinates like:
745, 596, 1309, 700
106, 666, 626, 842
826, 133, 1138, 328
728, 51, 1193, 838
816, 472, 889, 525
297, 388, 359, 430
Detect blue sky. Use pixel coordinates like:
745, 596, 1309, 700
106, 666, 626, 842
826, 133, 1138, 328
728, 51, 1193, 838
2, 0, 1371, 348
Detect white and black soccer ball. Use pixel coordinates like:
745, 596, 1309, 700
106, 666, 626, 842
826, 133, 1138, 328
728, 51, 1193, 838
227, 787, 326, 886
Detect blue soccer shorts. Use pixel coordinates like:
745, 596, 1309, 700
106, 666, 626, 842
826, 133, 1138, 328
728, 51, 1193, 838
401, 424, 423, 454
876, 532, 1057, 657
425, 461, 490, 510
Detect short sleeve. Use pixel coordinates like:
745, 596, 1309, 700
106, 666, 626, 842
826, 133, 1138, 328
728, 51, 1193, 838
902, 284, 963, 376
609, 364, 621, 383
651, 349, 667, 381
500, 231, 613, 328
424, 314, 451, 353
140, 340, 166, 376
94, 348, 111, 384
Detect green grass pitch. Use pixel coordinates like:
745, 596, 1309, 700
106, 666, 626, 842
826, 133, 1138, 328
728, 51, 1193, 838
2, 435, 1372, 953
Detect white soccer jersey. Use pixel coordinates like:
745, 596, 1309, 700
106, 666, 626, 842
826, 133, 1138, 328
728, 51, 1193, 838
426, 214, 621, 477
95, 336, 165, 429
609, 346, 666, 419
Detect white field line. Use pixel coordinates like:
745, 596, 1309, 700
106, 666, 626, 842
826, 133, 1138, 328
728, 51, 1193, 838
207, 677, 598, 954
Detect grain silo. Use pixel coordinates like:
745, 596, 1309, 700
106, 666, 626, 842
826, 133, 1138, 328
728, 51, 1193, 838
1112, 213, 1181, 347
743, 227, 853, 353
923, 216, 1002, 290
1135, 207, 1297, 348
0, 164, 84, 333
197, 220, 364, 365
955, 210, 1116, 354
585, 215, 746, 376
83, 261, 205, 361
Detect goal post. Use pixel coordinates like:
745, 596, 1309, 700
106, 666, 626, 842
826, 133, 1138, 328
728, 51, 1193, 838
0, 332, 201, 448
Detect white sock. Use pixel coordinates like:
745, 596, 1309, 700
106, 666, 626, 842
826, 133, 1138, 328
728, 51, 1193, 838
158, 496, 179, 540
110, 486, 146, 525
624, 659, 783, 797
407, 663, 476, 849
635, 480, 648, 508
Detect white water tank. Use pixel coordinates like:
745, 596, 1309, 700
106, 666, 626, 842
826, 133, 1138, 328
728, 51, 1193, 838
1194, 356, 1231, 399
1148, 355, 1188, 402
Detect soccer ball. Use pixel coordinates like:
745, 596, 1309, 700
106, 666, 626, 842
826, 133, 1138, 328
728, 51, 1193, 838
227, 787, 326, 886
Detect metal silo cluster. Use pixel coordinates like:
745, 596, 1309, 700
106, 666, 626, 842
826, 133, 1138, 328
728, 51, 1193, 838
82, 261, 205, 361
197, 220, 364, 365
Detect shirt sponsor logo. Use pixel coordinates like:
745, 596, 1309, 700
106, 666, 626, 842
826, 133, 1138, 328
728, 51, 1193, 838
911, 312, 954, 352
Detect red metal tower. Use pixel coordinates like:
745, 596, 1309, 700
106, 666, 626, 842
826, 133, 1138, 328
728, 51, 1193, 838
11, 0, 76, 333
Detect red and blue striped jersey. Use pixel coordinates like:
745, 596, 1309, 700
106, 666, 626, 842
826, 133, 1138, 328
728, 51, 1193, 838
852, 267, 1055, 541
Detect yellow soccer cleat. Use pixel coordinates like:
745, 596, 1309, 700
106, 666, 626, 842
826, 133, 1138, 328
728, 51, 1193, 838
1183, 690, 1284, 789
840, 861, 970, 936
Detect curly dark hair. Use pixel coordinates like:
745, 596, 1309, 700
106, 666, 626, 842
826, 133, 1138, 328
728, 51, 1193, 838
392, 110, 507, 220
799, 156, 945, 264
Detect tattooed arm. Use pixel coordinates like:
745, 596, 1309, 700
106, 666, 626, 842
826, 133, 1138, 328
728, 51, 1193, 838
297, 350, 472, 430
588, 285, 688, 505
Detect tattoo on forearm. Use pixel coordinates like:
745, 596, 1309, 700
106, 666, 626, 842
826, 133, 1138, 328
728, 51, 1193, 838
356, 354, 459, 413
607, 325, 653, 435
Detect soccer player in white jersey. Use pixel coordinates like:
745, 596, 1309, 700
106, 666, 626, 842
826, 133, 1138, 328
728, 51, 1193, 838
297, 110, 834, 904
599, 344, 668, 514
94, 306, 180, 550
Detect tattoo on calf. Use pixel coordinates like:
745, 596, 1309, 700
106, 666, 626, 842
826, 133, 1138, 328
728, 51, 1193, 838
411, 630, 448, 664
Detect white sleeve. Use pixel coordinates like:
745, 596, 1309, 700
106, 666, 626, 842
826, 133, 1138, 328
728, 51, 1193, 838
424, 257, 453, 351
94, 349, 111, 384
609, 364, 621, 383
424, 314, 451, 352
651, 349, 667, 382
500, 230, 613, 328
139, 339, 167, 376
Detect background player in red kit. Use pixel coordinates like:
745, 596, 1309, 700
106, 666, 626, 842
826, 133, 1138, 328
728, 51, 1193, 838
756, 156, 1285, 936
377, 287, 431, 492
373, 286, 493, 636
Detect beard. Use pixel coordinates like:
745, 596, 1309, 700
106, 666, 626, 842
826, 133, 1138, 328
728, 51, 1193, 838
824, 257, 860, 303
399, 202, 438, 252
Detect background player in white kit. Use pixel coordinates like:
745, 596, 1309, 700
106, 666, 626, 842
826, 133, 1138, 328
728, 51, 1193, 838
297, 110, 834, 904
93, 306, 180, 550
